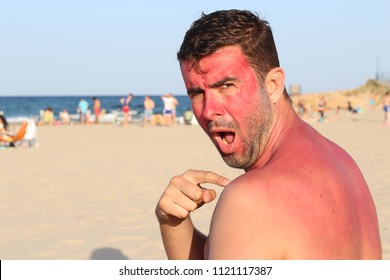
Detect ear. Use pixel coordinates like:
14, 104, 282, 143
264, 67, 285, 104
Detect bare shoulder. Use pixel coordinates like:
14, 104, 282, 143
207, 170, 296, 259
207, 151, 381, 259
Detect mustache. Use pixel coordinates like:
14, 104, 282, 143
207, 118, 237, 131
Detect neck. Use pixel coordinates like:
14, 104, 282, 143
246, 97, 298, 172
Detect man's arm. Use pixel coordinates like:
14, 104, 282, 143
157, 215, 207, 260
155, 169, 230, 259
207, 175, 287, 259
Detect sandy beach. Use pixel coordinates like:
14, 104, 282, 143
0, 106, 389, 260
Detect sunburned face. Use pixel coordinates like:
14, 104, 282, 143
180, 46, 274, 170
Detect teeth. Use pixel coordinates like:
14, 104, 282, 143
222, 134, 228, 145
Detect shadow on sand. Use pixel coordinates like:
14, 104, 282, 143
90, 247, 129, 260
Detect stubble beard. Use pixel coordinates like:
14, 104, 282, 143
217, 91, 273, 170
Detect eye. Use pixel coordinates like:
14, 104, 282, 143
189, 92, 204, 101
219, 82, 237, 94
222, 83, 235, 89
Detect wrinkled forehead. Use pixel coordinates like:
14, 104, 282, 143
180, 46, 252, 81
181, 46, 248, 71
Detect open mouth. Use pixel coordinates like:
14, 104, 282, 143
210, 129, 236, 155
220, 131, 235, 145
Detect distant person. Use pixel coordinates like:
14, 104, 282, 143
369, 92, 376, 111
0, 117, 28, 147
143, 95, 155, 127
161, 93, 176, 126
151, 114, 164, 126
86, 106, 92, 125
297, 99, 307, 118
78, 98, 89, 124
93, 97, 101, 124
171, 94, 179, 125
59, 109, 72, 125
0, 113, 9, 133
42, 107, 55, 125
183, 109, 194, 125
120, 93, 134, 127
383, 91, 390, 126
0, 113, 12, 143
155, 9, 381, 260
347, 101, 358, 114
317, 96, 326, 122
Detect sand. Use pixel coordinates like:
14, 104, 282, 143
0, 106, 389, 260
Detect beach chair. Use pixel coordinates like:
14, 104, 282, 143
12, 122, 28, 142
0, 121, 28, 144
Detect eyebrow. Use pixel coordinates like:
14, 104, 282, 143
187, 77, 240, 96
209, 77, 240, 88
187, 87, 204, 96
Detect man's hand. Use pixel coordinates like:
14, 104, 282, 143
156, 169, 231, 226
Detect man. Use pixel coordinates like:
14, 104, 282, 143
155, 10, 382, 260
78, 98, 89, 124
161, 93, 177, 126
143, 95, 155, 127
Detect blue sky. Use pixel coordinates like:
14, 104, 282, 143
0, 0, 389, 96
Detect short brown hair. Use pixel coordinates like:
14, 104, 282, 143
177, 9, 280, 83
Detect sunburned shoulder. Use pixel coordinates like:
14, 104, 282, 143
208, 157, 381, 259
216, 169, 311, 221
207, 172, 304, 259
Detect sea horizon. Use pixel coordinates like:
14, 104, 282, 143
0, 95, 192, 123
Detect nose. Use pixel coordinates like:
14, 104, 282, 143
202, 91, 224, 121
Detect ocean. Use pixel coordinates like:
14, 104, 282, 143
0, 95, 192, 123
